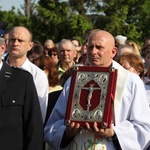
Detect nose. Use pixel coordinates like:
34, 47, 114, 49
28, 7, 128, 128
13, 39, 19, 46
90, 46, 97, 54
63, 50, 68, 55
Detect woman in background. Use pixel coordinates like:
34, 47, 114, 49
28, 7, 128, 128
115, 52, 144, 78
117, 43, 140, 57
115, 52, 150, 107
33, 55, 62, 93
48, 46, 59, 64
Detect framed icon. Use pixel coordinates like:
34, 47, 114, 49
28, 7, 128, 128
65, 66, 117, 128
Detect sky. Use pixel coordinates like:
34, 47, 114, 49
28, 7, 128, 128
0, 0, 25, 12
0, 0, 38, 12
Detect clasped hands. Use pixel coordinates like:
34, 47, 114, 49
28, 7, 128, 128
64, 122, 115, 139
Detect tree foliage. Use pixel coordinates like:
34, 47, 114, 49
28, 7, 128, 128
0, 8, 31, 28
33, 0, 93, 44
0, 0, 150, 45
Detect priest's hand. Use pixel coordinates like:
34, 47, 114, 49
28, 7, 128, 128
60, 122, 81, 148
85, 122, 115, 138
64, 122, 81, 137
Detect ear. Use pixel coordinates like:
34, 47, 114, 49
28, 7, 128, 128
27, 42, 34, 52
112, 47, 118, 58
0, 43, 6, 55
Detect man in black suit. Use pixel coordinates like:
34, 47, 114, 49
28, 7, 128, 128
0, 29, 43, 149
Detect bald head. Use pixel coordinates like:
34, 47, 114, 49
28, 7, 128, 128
7, 26, 34, 65
10, 26, 32, 42
88, 30, 115, 48
87, 30, 117, 67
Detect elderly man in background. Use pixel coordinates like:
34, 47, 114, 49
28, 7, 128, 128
57, 39, 77, 78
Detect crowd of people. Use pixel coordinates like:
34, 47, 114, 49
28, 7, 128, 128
0, 21, 150, 150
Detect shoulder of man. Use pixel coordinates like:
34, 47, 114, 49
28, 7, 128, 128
3, 60, 33, 78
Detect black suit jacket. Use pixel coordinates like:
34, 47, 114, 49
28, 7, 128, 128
0, 61, 43, 150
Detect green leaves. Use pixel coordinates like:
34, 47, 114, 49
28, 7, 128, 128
0, 0, 149, 45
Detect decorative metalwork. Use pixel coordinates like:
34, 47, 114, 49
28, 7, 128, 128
70, 71, 109, 122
